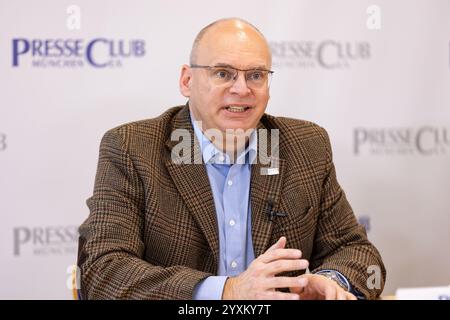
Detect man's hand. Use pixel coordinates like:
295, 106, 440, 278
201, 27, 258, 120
222, 237, 309, 300
289, 274, 357, 300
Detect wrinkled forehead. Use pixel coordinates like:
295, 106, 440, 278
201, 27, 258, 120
196, 25, 272, 69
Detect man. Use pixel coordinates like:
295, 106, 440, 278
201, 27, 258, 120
77, 18, 386, 300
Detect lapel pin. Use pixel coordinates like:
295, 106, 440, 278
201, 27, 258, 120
260, 167, 279, 176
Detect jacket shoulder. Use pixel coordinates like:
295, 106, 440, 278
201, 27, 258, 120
100, 105, 183, 149
262, 113, 332, 152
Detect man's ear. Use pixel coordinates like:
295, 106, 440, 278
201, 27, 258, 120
179, 64, 192, 97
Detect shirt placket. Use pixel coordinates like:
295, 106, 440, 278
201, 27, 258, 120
223, 164, 243, 276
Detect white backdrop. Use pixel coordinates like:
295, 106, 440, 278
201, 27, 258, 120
1, 0, 449, 299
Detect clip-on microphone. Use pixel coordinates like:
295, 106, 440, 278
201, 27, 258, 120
266, 199, 288, 221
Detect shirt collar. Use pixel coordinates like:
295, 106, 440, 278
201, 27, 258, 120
190, 111, 257, 165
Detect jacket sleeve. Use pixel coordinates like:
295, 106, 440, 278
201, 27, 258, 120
77, 128, 211, 299
308, 127, 386, 299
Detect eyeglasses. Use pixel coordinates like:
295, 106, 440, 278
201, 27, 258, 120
190, 64, 274, 90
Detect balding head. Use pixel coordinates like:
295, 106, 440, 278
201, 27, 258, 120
179, 18, 272, 137
189, 18, 271, 67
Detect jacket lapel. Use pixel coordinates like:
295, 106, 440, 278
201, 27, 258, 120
164, 106, 219, 270
250, 123, 286, 258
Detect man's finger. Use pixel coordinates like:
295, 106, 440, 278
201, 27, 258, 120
324, 285, 337, 300
259, 248, 302, 263
346, 292, 357, 300
267, 237, 286, 252
337, 290, 347, 300
265, 276, 308, 290
265, 259, 309, 275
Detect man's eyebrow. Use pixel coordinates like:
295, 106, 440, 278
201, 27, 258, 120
213, 63, 270, 70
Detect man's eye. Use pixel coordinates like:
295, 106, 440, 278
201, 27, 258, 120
214, 69, 231, 79
248, 71, 265, 81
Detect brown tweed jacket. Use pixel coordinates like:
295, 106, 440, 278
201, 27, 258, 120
77, 104, 386, 300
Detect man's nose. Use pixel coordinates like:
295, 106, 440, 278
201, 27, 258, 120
229, 72, 251, 95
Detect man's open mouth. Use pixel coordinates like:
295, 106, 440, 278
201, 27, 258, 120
224, 105, 252, 113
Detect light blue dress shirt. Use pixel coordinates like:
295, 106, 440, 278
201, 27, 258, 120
189, 113, 360, 300
190, 114, 257, 300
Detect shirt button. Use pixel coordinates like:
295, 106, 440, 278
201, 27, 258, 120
229, 219, 236, 226
231, 261, 238, 269
219, 155, 225, 162
227, 180, 233, 186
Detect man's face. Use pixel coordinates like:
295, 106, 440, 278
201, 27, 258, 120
180, 22, 271, 134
